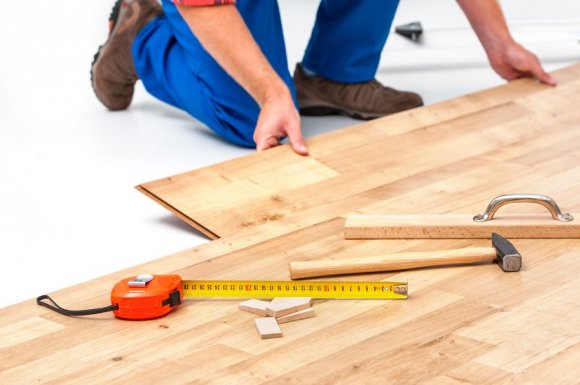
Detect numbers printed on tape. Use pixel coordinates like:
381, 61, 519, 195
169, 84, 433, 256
181, 280, 408, 299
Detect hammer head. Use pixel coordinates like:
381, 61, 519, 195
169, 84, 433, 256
492, 233, 522, 272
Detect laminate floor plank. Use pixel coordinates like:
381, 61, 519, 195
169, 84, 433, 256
3, 64, 580, 384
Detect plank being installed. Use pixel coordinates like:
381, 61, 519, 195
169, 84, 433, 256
2, 63, 580, 384
137, 64, 580, 241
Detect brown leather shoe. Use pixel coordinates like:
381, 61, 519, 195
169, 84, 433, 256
293, 63, 423, 120
91, 0, 162, 111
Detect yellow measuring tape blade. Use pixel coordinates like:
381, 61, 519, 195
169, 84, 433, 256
182, 280, 408, 299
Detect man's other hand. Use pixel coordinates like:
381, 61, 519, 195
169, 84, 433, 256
487, 42, 557, 85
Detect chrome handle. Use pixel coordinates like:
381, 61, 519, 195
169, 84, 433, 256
473, 194, 574, 222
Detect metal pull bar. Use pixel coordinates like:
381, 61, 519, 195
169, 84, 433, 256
473, 194, 574, 222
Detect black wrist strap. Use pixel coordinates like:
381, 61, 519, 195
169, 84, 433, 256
36, 295, 118, 317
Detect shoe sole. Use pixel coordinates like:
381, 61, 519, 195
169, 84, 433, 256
299, 95, 424, 121
90, 45, 105, 105
90, 0, 123, 109
298, 101, 382, 121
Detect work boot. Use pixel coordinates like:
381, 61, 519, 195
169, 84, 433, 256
293, 63, 423, 120
91, 0, 162, 111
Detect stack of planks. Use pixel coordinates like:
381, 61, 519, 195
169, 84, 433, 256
2, 63, 580, 384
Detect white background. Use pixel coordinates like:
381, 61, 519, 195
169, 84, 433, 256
1, 0, 579, 308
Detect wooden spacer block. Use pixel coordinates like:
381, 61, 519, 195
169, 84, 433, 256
276, 307, 316, 324
265, 297, 312, 317
254, 317, 282, 339
239, 299, 271, 316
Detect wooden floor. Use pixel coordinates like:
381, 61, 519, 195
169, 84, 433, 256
3, 64, 580, 384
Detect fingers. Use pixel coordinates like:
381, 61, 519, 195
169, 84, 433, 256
256, 135, 281, 151
515, 48, 557, 86
531, 64, 557, 86
492, 44, 557, 86
285, 126, 309, 156
253, 93, 308, 155
254, 115, 308, 155
290, 138, 309, 156
256, 133, 309, 156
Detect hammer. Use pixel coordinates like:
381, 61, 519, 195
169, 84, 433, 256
289, 233, 522, 279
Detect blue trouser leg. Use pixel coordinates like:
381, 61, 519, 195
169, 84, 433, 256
132, 0, 294, 148
302, 0, 400, 83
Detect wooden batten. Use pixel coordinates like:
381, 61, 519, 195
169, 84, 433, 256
344, 214, 580, 239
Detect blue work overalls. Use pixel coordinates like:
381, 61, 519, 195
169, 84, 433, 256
133, 0, 399, 147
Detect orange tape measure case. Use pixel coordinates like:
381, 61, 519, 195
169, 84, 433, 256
111, 275, 183, 320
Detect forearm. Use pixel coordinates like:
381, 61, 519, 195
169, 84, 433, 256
456, 0, 514, 54
176, 4, 289, 107
176, 4, 307, 154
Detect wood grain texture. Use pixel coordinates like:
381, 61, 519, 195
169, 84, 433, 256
276, 307, 316, 324
344, 214, 580, 239
254, 317, 282, 339
265, 297, 312, 317
2, 64, 580, 384
289, 247, 499, 279
239, 299, 270, 316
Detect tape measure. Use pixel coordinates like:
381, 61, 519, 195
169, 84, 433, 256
38, 274, 408, 321
181, 279, 408, 299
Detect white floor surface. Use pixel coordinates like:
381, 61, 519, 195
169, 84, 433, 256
1, 0, 579, 308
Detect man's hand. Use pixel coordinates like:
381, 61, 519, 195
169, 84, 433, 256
486, 42, 556, 85
457, 0, 556, 86
254, 92, 308, 155
177, 4, 308, 155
